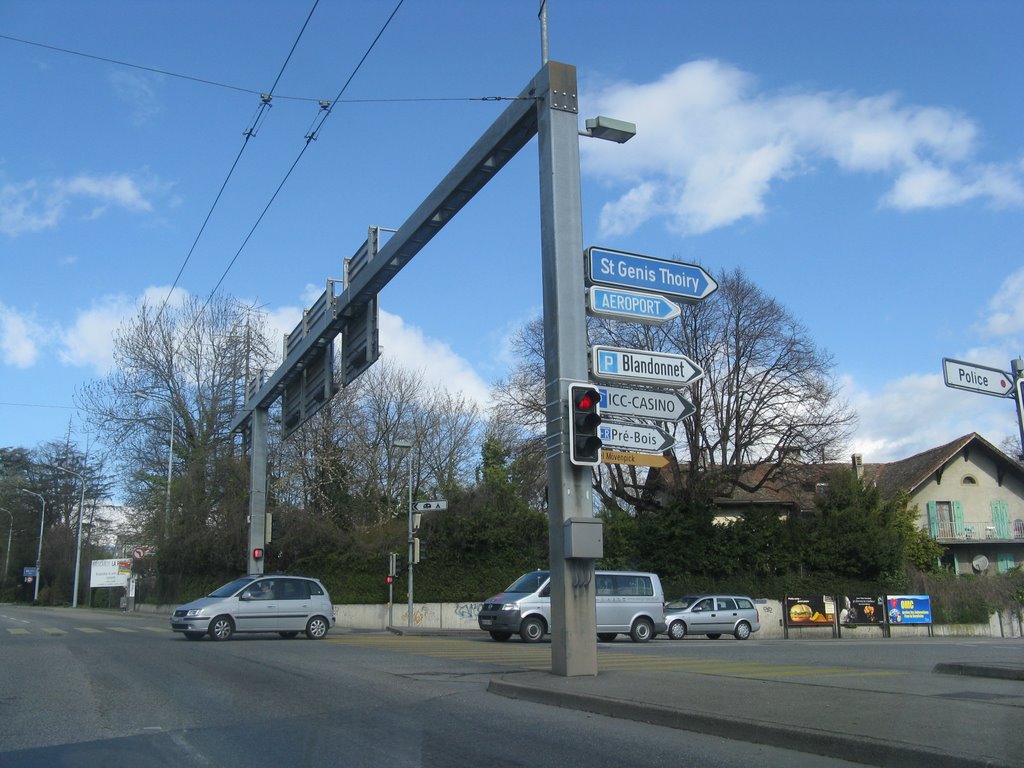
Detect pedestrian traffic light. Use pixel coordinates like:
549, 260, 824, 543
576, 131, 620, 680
386, 575, 395, 584
568, 383, 603, 466
252, 547, 264, 561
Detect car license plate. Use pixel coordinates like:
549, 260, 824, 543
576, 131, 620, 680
480, 619, 492, 626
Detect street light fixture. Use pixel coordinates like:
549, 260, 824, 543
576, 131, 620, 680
132, 391, 174, 537
45, 464, 87, 608
392, 438, 414, 627
579, 116, 637, 143
19, 489, 45, 603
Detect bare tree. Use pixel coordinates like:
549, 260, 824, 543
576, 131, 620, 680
77, 294, 275, 555
497, 266, 856, 511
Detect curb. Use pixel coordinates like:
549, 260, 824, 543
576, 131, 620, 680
487, 677, 1015, 768
933, 663, 1024, 681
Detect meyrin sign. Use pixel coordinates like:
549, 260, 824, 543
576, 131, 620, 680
587, 286, 680, 324
597, 384, 695, 422
942, 358, 1014, 398
587, 246, 718, 303
592, 345, 703, 388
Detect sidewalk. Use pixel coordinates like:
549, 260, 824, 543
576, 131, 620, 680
487, 660, 1023, 768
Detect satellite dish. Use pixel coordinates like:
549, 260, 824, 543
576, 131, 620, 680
972, 555, 989, 573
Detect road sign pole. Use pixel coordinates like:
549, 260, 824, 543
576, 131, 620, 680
1013, 358, 1024, 461
538, 62, 598, 677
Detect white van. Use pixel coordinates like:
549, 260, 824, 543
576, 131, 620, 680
477, 569, 666, 643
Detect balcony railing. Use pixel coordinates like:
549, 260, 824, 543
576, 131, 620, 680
934, 521, 1024, 542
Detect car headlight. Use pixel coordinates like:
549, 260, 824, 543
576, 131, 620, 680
500, 602, 519, 611
185, 609, 205, 617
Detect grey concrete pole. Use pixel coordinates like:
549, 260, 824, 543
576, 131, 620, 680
247, 407, 268, 575
536, 61, 599, 677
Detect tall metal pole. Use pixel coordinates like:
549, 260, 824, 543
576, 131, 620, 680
1012, 357, 1024, 461
47, 465, 86, 608
20, 489, 45, 603
1, 507, 12, 593
247, 407, 268, 575
536, 61, 599, 677
407, 448, 414, 626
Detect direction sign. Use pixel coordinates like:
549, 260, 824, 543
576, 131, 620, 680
592, 345, 703, 388
597, 385, 695, 422
414, 500, 448, 512
587, 286, 680, 324
942, 358, 1014, 398
588, 246, 718, 302
601, 450, 670, 468
599, 421, 675, 453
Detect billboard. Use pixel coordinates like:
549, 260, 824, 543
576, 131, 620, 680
90, 559, 131, 589
885, 595, 932, 625
784, 595, 836, 627
838, 596, 885, 626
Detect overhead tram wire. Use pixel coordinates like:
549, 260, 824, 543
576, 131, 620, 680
185, 0, 406, 338
152, 0, 322, 329
0, 32, 530, 106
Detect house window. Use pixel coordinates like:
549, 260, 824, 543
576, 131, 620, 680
961, 475, 977, 486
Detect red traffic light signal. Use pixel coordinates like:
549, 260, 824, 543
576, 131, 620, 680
252, 547, 264, 560
386, 575, 395, 584
568, 383, 603, 466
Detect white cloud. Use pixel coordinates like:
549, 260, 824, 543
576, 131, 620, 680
978, 267, 1024, 338
378, 310, 491, 409
581, 60, 1024, 238
0, 173, 155, 236
0, 303, 46, 367
845, 372, 1014, 463
109, 70, 164, 126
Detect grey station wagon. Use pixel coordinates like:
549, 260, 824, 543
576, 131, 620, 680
170, 575, 335, 641
664, 594, 760, 640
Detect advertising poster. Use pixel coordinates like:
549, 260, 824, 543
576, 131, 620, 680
784, 595, 836, 626
90, 558, 132, 589
886, 595, 932, 625
838, 596, 885, 626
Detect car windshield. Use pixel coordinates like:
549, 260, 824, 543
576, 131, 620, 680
505, 571, 549, 593
208, 576, 258, 598
666, 596, 701, 610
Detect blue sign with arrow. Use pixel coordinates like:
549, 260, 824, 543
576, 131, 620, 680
587, 246, 718, 302
587, 286, 680, 324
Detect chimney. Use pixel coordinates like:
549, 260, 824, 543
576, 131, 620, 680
852, 453, 864, 479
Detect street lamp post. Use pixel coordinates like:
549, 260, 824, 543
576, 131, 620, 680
19, 489, 45, 603
393, 438, 414, 627
46, 464, 87, 608
1, 507, 12, 593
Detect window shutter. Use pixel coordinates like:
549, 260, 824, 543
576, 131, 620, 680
991, 500, 1010, 539
952, 501, 965, 537
926, 501, 938, 538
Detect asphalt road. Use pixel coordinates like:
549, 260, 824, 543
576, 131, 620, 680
0, 604, 873, 768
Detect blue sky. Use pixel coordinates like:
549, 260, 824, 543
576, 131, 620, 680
2, 0, 1022, 464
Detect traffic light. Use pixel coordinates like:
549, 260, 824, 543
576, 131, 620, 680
386, 575, 395, 584
411, 538, 421, 564
568, 383, 603, 466
252, 547, 264, 561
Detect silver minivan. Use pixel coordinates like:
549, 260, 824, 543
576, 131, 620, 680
477, 569, 667, 643
170, 575, 336, 641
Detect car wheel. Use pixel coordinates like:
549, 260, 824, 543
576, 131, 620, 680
183, 631, 205, 641
668, 620, 686, 640
707, 633, 721, 640
519, 616, 546, 643
489, 631, 512, 642
597, 633, 617, 642
305, 616, 329, 639
629, 617, 654, 643
734, 621, 752, 640
279, 631, 299, 639
209, 615, 234, 641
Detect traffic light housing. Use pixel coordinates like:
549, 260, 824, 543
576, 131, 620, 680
568, 383, 603, 466
252, 547, 264, 561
